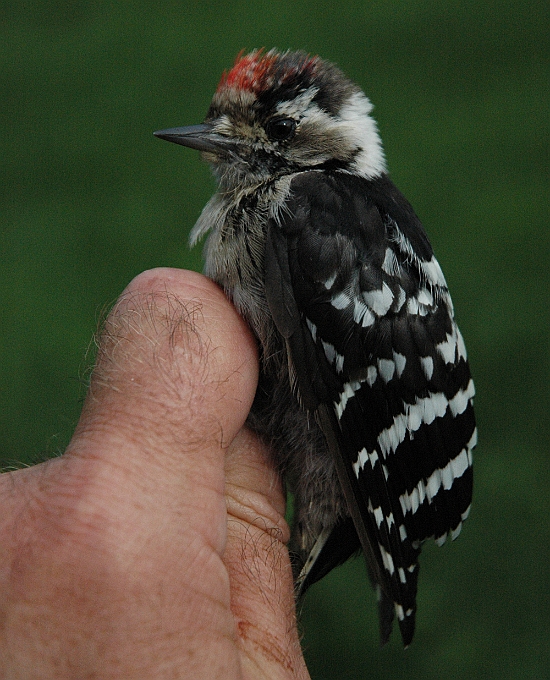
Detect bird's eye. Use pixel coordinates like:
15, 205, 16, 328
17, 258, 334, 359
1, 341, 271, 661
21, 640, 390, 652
265, 117, 297, 142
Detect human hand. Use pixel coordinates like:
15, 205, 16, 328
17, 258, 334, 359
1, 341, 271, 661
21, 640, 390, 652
0, 268, 310, 679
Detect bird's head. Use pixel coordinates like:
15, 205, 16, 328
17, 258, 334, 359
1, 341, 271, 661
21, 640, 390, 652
155, 49, 386, 191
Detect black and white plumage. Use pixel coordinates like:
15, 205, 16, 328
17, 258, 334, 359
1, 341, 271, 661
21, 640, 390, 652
155, 49, 476, 646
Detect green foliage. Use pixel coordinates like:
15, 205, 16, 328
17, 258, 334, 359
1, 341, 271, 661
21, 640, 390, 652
1, 1, 548, 676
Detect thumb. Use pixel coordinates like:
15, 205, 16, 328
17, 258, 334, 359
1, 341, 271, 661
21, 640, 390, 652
70, 266, 260, 552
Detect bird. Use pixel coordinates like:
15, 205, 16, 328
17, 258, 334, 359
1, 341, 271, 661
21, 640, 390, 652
154, 49, 476, 647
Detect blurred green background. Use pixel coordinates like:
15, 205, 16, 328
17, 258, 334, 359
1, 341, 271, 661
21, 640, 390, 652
1, 1, 548, 677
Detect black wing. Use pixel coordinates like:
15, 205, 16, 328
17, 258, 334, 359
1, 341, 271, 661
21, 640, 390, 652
264, 170, 476, 646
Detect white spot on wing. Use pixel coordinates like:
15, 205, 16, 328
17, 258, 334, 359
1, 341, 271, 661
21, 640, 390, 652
352, 447, 380, 477
334, 380, 362, 419
363, 282, 394, 316
366, 365, 377, 386
394, 285, 406, 312
420, 356, 434, 381
323, 271, 338, 290
448, 379, 475, 416
407, 297, 419, 315
393, 351, 407, 378
437, 326, 458, 364
322, 340, 336, 364
421, 257, 447, 287
378, 543, 395, 575
451, 523, 463, 540
305, 317, 317, 342
449, 447, 471, 483
426, 469, 441, 500
332, 291, 351, 310
378, 413, 408, 456
378, 390, 450, 457
353, 448, 369, 477
377, 358, 395, 383
420, 391, 448, 425
353, 298, 376, 327
373, 505, 384, 528
417, 288, 434, 306
399, 447, 472, 517
440, 461, 455, 490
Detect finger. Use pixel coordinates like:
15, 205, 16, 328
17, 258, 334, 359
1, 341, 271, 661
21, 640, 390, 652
224, 427, 311, 680
69, 267, 260, 551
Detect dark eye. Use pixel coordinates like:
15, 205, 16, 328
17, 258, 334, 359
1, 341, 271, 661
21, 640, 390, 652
265, 117, 297, 142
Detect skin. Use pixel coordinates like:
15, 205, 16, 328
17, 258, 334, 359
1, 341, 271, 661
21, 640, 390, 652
0, 268, 310, 680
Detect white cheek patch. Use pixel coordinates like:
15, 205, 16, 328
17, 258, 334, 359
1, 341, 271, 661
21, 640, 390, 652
338, 91, 387, 179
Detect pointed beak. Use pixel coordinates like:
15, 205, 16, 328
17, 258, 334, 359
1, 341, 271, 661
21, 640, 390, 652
154, 123, 224, 154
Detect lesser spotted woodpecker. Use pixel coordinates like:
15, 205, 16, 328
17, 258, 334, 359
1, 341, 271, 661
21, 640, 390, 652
154, 49, 476, 646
